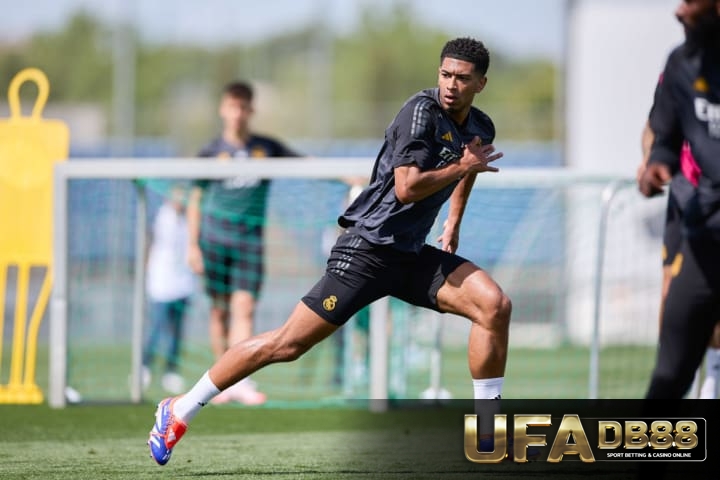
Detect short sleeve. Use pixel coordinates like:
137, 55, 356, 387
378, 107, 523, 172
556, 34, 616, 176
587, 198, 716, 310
276, 141, 300, 158
390, 99, 436, 169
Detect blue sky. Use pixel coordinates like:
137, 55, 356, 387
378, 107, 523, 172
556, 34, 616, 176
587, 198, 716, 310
2, 0, 566, 60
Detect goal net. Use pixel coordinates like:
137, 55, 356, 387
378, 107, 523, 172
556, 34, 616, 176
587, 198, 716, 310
46, 159, 665, 407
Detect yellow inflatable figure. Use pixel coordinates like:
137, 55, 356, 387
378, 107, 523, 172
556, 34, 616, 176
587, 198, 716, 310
0, 68, 69, 403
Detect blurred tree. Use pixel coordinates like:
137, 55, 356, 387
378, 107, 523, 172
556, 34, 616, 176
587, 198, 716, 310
0, 12, 113, 109
0, 6, 558, 150
483, 60, 558, 140
330, 3, 449, 138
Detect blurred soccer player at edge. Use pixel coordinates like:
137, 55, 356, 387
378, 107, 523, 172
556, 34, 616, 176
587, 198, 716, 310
638, 0, 720, 400
639, 105, 720, 399
149, 37, 516, 465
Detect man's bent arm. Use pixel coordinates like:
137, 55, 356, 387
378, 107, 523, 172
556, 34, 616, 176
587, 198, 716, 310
394, 162, 468, 204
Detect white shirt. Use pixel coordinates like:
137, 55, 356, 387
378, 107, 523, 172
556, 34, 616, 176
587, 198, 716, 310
146, 202, 195, 302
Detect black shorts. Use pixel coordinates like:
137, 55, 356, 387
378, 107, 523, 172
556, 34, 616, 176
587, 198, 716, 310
199, 223, 264, 299
663, 175, 694, 267
301, 230, 469, 326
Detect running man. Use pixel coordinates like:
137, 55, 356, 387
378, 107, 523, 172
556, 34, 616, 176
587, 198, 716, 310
149, 37, 511, 465
639, 117, 720, 399
638, 0, 720, 399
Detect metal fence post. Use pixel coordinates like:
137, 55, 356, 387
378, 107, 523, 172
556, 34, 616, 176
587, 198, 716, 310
129, 182, 147, 403
589, 180, 632, 399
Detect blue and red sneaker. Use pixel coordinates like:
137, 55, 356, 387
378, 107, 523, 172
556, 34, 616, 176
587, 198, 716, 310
148, 397, 187, 465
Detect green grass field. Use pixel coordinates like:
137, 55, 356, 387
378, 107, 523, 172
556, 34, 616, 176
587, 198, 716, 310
1, 328, 659, 479
53, 343, 656, 405
2, 339, 657, 408
0, 403, 655, 480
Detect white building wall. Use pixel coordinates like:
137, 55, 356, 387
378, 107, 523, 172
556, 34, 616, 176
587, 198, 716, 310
564, 0, 683, 345
566, 0, 683, 174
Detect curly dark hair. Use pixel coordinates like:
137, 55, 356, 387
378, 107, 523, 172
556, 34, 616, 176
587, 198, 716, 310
223, 81, 254, 101
440, 37, 490, 76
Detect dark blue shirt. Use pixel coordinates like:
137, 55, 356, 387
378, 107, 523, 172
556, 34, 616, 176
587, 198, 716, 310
339, 88, 496, 253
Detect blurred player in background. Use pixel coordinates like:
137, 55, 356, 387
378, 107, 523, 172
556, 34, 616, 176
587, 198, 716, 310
639, 116, 720, 399
149, 36, 513, 465
638, 0, 720, 399
142, 184, 195, 395
186, 81, 299, 405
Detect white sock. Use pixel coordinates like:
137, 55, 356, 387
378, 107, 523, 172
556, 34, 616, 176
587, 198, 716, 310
473, 377, 504, 436
173, 371, 221, 423
700, 348, 720, 399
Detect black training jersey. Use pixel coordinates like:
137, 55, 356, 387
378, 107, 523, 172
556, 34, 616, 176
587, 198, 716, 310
649, 45, 720, 230
339, 88, 496, 253
648, 74, 699, 208
649, 46, 720, 184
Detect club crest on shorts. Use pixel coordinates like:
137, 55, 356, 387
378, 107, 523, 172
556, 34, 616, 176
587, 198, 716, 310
322, 295, 337, 311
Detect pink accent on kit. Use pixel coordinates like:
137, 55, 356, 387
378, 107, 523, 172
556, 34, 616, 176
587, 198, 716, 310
680, 141, 701, 187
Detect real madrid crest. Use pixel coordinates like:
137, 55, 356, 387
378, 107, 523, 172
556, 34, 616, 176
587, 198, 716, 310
322, 295, 337, 311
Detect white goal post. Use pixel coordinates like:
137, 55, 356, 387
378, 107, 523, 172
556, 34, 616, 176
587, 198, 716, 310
49, 158, 372, 408
49, 159, 653, 408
